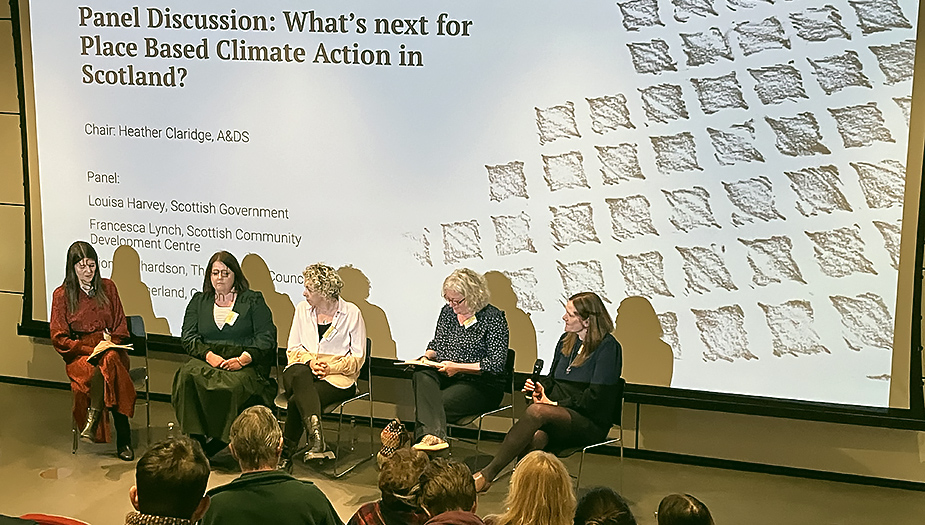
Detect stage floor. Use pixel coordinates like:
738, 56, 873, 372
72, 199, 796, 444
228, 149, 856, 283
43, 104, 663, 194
0, 382, 922, 524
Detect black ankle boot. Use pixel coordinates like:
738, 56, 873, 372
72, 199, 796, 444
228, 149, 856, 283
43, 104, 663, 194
79, 407, 102, 443
111, 410, 134, 461
278, 438, 297, 472
304, 415, 334, 460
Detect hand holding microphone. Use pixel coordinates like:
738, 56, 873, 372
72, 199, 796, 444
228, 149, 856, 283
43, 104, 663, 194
523, 359, 543, 399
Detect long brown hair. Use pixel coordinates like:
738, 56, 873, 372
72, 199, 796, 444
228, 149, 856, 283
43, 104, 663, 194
62, 241, 109, 313
561, 292, 613, 368
201, 251, 249, 294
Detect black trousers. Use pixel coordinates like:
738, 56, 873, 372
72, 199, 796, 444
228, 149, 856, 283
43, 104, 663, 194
282, 363, 356, 445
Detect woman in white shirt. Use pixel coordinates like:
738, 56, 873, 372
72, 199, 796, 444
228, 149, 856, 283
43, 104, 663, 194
280, 263, 367, 469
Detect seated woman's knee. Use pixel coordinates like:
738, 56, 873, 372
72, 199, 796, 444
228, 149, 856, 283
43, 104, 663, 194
98, 349, 124, 368
288, 365, 316, 387
524, 402, 559, 421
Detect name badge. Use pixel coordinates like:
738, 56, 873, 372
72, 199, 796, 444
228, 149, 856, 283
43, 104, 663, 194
462, 315, 478, 328
225, 311, 239, 326
322, 325, 337, 340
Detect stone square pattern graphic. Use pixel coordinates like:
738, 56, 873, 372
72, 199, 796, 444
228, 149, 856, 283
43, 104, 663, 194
492, 213, 537, 256
412, 0, 912, 404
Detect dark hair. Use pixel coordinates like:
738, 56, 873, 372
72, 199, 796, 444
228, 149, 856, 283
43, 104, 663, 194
575, 487, 637, 525
135, 437, 210, 520
419, 458, 476, 517
379, 448, 429, 508
657, 494, 714, 525
62, 241, 109, 313
202, 251, 249, 294
561, 292, 614, 368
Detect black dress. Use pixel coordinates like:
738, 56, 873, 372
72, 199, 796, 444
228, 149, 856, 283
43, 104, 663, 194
172, 289, 277, 441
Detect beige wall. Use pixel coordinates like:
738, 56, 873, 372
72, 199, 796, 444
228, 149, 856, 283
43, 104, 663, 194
3, 1, 925, 484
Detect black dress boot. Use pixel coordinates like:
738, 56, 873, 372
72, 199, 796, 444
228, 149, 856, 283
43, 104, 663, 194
79, 407, 102, 443
304, 415, 334, 461
111, 410, 134, 461
278, 437, 297, 472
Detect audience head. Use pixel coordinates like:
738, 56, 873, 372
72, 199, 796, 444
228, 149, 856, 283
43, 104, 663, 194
443, 268, 490, 313
131, 436, 211, 521
419, 457, 477, 517
203, 250, 249, 294
574, 486, 636, 525
229, 405, 283, 471
656, 494, 714, 525
493, 451, 575, 525
377, 448, 429, 509
303, 263, 345, 301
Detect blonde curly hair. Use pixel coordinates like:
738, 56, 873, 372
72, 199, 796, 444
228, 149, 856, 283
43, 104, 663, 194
302, 263, 343, 300
442, 268, 491, 312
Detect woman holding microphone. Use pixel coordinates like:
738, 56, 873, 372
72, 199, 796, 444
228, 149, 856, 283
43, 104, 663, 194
472, 291, 622, 492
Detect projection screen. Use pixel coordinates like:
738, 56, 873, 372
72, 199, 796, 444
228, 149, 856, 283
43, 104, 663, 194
17, 0, 925, 412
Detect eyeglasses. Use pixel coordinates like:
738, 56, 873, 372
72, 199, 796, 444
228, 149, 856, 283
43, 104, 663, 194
76, 261, 97, 271
211, 270, 232, 278
445, 296, 466, 307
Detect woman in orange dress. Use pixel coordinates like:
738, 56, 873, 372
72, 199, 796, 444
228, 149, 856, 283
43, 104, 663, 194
50, 241, 136, 460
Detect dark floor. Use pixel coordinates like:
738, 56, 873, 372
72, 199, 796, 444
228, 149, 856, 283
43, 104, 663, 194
0, 382, 923, 524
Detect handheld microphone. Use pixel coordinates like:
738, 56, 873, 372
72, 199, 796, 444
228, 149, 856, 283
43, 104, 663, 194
526, 359, 544, 399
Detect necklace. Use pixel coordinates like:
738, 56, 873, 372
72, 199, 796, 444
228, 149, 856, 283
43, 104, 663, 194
566, 343, 584, 374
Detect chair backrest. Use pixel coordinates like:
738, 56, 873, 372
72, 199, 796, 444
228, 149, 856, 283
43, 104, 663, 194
612, 377, 626, 427
125, 315, 147, 357
359, 338, 372, 394
504, 348, 516, 393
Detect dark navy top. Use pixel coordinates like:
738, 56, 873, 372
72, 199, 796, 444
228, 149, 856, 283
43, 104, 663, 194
428, 303, 509, 391
544, 333, 622, 431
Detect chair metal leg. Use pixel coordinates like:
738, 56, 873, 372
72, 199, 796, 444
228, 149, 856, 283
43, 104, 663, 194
475, 416, 484, 455
145, 376, 151, 446
71, 426, 78, 454
619, 440, 624, 493
577, 448, 586, 489
326, 394, 375, 479
332, 406, 346, 475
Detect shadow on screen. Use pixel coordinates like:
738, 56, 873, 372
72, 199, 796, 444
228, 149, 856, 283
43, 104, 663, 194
242, 253, 295, 350
110, 244, 170, 335
339, 265, 397, 359
485, 270, 537, 373
615, 295, 673, 387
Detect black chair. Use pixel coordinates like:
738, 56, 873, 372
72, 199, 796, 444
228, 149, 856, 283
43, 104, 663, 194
555, 377, 625, 490
275, 338, 375, 478
126, 315, 152, 446
447, 348, 516, 454
71, 315, 151, 453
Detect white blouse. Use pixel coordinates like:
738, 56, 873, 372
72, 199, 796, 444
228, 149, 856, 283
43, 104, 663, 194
286, 297, 367, 389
